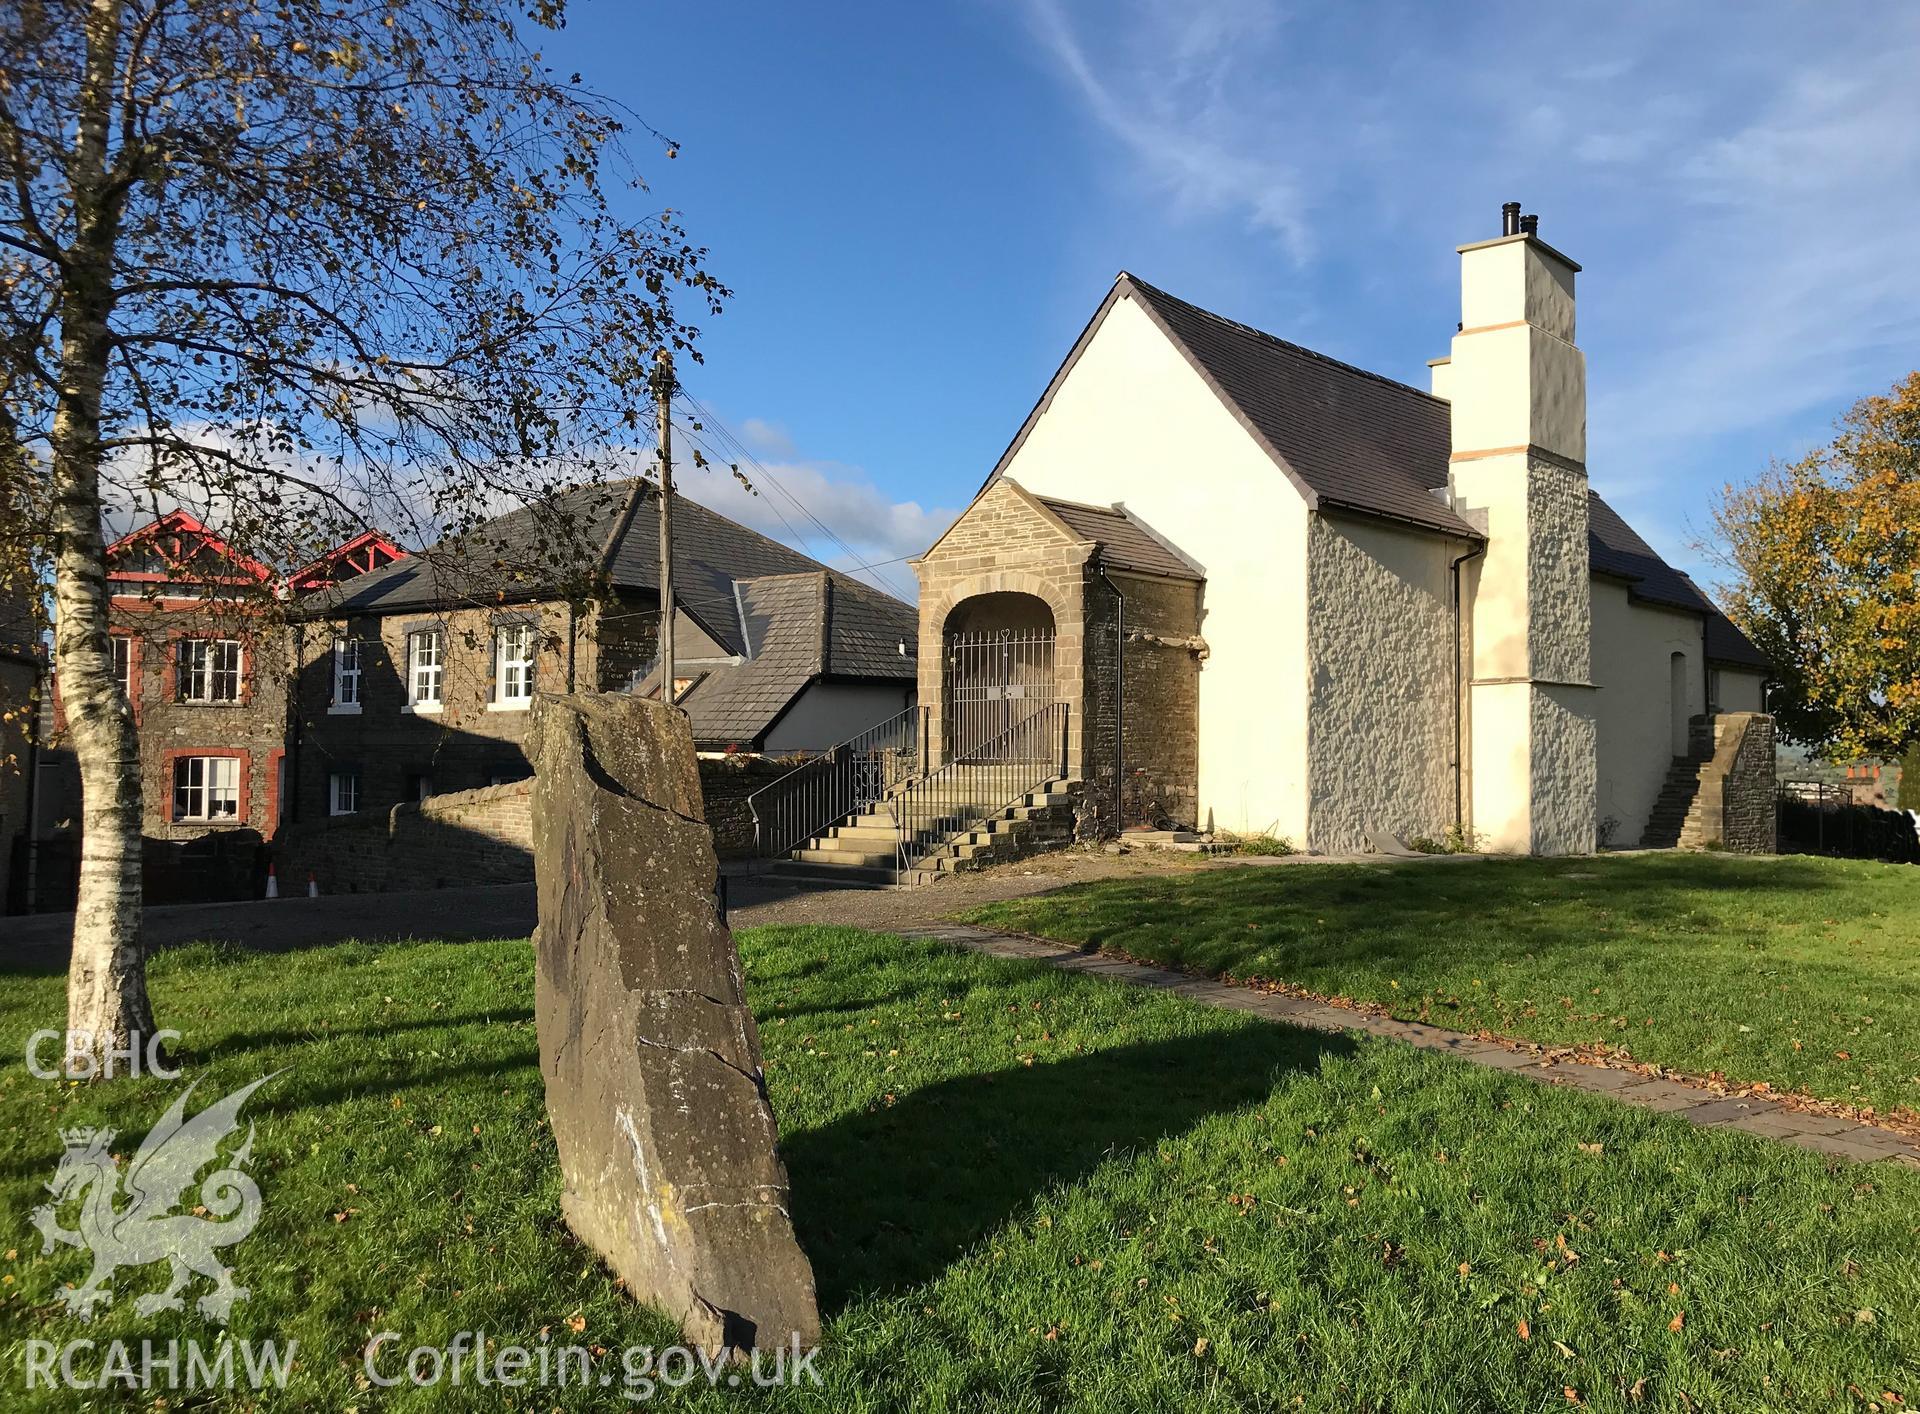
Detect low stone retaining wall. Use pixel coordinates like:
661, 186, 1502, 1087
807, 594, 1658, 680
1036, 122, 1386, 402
697, 754, 795, 858
279, 781, 534, 895
1685, 712, 1777, 853
279, 757, 795, 894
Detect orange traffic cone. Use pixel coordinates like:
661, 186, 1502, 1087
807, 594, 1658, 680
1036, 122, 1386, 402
265, 863, 279, 899
307, 871, 319, 899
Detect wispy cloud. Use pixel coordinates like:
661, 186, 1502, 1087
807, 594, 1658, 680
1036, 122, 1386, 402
670, 415, 958, 602
1008, 0, 1920, 581
1018, 0, 1311, 260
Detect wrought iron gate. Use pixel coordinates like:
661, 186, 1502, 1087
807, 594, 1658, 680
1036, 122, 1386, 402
944, 627, 1056, 762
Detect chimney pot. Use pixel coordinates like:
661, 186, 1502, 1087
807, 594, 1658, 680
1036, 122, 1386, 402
1519, 213, 1540, 236
1501, 201, 1522, 237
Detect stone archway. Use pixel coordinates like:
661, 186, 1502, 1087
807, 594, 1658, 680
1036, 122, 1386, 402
941, 592, 1057, 761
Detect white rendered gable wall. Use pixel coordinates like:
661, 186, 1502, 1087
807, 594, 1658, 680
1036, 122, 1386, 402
996, 291, 1312, 840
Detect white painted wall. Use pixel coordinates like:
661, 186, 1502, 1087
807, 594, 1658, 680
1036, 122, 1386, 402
1713, 667, 1767, 714
762, 682, 915, 754
998, 291, 1312, 839
1307, 514, 1461, 853
1590, 581, 1703, 847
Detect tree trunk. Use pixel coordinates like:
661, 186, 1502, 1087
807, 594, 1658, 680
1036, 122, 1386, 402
57, 0, 155, 1074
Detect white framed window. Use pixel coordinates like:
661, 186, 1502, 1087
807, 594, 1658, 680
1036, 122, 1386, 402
110, 636, 133, 701
172, 755, 240, 821
176, 638, 242, 703
492, 623, 535, 709
328, 770, 360, 816
406, 629, 443, 710
330, 637, 362, 712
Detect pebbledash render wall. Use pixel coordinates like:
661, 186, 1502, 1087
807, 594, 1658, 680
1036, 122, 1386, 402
1305, 513, 1463, 854
1442, 227, 1599, 857
985, 291, 1313, 840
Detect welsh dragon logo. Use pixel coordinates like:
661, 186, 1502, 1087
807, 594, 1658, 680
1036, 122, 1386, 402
30, 1073, 279, 1321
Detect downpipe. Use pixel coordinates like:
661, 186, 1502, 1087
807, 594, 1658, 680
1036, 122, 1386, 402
1450, 540, 1485, 834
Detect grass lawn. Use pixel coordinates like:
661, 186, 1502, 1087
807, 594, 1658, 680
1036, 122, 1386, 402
0, 925, 1915, 1410
967, 853, 1920, 1120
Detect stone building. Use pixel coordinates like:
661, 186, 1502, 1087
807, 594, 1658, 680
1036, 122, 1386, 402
911, 206, 1773, 856
285, 480, 917, 829
0, 579, 41, 911
20, 512, 406, 909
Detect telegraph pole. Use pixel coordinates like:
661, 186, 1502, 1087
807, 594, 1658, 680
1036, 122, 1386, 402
654, 349, 676, 704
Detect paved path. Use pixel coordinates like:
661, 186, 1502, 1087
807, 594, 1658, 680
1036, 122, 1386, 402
893, 920, 1920, 1170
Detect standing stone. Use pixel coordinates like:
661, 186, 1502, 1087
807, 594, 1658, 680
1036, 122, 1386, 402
528, 694, 819, 1356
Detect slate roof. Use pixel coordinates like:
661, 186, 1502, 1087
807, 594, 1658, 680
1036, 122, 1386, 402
1036, 496, 1200, 579
299, 478, 910, 660
993, 271, 1769, 674
668, 571, 916, 748
1587, 492, 1769, 669
1031, 275, 1478, 538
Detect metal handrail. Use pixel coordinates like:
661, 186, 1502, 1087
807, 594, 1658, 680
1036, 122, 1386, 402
747, 705, 925, 859
895, 701, 1069, 882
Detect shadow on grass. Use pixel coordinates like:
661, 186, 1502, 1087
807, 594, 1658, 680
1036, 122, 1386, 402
972, 854, 1866, 973
784, 1021, 1353, 1308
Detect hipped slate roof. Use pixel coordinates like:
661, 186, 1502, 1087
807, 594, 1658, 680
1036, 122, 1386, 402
1036, 496, 1201, 580
302, 478, 911, 664
664, 571, 916, 748
991, 271, 1769, 673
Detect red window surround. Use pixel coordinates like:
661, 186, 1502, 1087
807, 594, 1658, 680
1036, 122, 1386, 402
160, 748, 252, 826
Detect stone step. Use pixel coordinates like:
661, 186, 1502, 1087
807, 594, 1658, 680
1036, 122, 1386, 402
791, 845, 895, 869
760, 861, 896, 888
826, 824, 901, 847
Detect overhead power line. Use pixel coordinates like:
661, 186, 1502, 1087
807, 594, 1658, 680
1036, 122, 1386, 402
671, 391, 915, 602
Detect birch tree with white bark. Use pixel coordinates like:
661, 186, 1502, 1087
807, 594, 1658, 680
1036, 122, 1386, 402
0, 0, 722, 1073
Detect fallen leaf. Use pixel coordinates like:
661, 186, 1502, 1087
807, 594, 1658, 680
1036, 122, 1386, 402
1518, 1319, 1531, 1341
1192, 1337, 1209, 1358
1553, 1339, 1577, 1359
566, 1314, 586, 1333
1564, 1387, 1584, 1405
1669, 1311, 1686, 1332
1459, 1262, 1472, 1276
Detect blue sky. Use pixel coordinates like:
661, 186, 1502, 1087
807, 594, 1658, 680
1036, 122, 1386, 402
543, 1, 1920, 601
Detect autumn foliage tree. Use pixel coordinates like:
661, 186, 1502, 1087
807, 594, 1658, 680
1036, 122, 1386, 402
1, 0, 722, 1072
1712, 372, 1920, 762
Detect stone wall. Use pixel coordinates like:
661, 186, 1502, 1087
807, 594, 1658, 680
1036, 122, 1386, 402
80, 604, 292, 842
279, 779, 534, 894
1686, 712, 1777, 854
1084, 570, 1202, 831
697, 754, 796, 858
914, 480, 1094, 779
279, 756, 782, 893
291, 599, 592, 825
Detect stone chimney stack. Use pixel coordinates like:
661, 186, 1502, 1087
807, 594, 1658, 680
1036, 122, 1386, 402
1444, 204, 1597, 855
